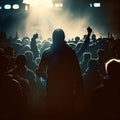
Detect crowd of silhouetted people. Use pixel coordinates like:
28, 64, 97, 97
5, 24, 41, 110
0, 27, 120, 120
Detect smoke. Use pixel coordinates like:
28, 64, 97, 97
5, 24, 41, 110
0, 0, 109, 39
19, 0, 106, 40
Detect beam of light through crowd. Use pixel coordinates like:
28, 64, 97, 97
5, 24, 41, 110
20, 0, 103, 40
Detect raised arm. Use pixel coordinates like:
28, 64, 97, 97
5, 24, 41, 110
31, 33, 39, 58
76, 27, 92, 58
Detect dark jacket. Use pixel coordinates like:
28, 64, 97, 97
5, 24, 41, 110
37, 43, 83, 102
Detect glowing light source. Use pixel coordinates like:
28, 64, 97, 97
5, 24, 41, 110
89, 3, 93, 7
4, 4, 11, 9
59, 3, 63, 7
94, 3, 101, 7
25, 5, 29, 11
13, 4, 20, 9
54, 3, 63, 8
0, 6, 2, 9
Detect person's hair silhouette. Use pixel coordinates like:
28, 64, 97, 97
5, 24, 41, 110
52, 28, 65, 45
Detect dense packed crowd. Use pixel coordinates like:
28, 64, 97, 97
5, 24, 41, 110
0, 27, 120, 120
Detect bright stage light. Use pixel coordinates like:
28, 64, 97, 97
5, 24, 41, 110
94, 3, 101, 7
89, 3, 101, 8
54, 3, 63, 8
59, 3, 63, 7
0, 6, 2, 9
13, 4, 20, 9
4, 4, 11, 9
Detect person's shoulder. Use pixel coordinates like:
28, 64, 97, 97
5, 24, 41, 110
26, 68, 35, 78
42, 47, 51, 55
65, 43, 75, 53
26, 68, 34, 74
5, 74, 22, 91
44, 46, 51, 52
31, 61, 38, 67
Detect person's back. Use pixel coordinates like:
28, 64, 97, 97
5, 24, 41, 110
45, 42, 81, 99
36, 29, 83, 117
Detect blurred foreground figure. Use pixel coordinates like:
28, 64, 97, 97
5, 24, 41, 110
36, 28, 91, 118
0, 55, 25, 120
90, 59, 120, 119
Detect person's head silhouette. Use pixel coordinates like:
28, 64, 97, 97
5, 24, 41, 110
16, 54, 27, 67
52, 28, 65, 46
88, 59, 98, 70
106, 59, 120, 79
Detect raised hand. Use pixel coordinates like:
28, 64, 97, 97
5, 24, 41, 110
87, 27, 92, 34
33, 33, 38, 39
